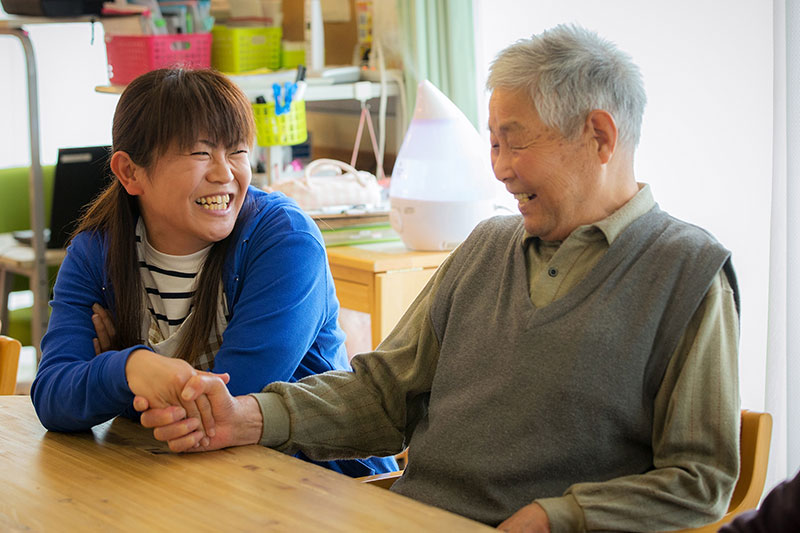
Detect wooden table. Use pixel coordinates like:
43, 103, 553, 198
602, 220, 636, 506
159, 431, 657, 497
326, 243, 451, 348
0, 396, 489, 532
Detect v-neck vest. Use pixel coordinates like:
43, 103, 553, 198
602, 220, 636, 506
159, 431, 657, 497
391, 207, 737, 525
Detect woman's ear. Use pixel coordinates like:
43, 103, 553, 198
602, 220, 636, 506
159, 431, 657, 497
585, 109, 618, 165
110, 151, 145, 196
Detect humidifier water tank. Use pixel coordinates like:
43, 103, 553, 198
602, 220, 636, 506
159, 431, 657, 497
390, 80, 499, 251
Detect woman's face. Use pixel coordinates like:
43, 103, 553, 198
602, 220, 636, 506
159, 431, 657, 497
133, 139, 252, 255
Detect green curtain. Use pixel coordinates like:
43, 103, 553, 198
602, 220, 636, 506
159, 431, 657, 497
397, 0, 479, 129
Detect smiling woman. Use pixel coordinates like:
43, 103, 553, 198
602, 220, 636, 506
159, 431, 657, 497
28, 68, 397, 477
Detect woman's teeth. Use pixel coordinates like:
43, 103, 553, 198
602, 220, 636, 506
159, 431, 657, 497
196, 194, 231, 210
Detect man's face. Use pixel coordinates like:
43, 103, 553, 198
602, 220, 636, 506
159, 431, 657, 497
488, 88, 600, 241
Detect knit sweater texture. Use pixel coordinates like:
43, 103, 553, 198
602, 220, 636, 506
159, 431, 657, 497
391, 206, 736, 524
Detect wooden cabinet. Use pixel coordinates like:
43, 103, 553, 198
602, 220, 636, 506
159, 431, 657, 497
327, 242, 450, 348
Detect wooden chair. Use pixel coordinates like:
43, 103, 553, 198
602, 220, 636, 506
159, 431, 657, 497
359, 449, 407, 489
676, 409, 773, 533
359, 470, 404, 489
0, 334, 22, 395
360, 411, 774, 533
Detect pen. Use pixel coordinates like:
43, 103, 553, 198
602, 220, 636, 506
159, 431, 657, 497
272, 82, 298, 115
294, 81, 307, 102
272, 83, 283, 113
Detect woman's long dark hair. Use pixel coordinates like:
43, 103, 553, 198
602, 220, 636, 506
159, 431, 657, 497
76, 68, 255, 365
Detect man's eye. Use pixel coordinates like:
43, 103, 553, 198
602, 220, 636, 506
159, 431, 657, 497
191, 151, 210, 156
231, 149, 248, 156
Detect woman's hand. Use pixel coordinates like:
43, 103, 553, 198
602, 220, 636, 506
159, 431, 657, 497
125, 349, 229, 447
91, 303, 117, 354
137, 374, 263, 453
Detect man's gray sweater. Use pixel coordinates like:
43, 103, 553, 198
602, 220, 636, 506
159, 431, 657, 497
391, 207, 737, 525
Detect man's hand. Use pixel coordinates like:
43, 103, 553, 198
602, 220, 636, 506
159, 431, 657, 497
497, 503, 550, 533
125, 349, 229, 448
137, 374, 264, 453
91, 303, 117, 354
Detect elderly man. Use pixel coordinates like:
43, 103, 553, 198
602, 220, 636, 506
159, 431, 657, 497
139, 25, 740, 533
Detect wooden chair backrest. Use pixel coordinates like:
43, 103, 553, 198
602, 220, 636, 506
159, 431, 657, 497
0, 335, 22, 395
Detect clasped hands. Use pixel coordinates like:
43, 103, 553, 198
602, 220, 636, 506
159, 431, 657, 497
92, 304, 260, 452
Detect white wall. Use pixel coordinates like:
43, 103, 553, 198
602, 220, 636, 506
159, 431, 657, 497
474, 0, 773, 410
0, 15, 117, 168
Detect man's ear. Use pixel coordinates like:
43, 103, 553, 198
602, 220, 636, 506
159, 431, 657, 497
110, 151, 145, 196
585, 110, 618, 165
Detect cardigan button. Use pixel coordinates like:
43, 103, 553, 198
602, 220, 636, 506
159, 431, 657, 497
548, 267, 558, 277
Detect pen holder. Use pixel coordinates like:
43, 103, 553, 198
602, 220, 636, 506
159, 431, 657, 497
211, 25, 282, 73
105, 33, 212, 86
253, 100, 308, 146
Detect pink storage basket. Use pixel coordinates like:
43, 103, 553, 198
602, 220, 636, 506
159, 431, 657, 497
105, 33, 212, 86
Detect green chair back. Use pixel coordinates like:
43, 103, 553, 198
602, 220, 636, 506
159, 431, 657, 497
0, 166, 57, 346
0, 166, 56, 231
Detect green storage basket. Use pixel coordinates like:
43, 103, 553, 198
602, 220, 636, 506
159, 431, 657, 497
211, 25, 282, 73
253, 101, 308, 146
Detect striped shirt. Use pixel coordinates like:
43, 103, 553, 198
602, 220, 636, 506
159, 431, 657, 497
135, 219, 226, 369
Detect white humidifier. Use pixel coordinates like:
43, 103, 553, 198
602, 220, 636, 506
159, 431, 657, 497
390, 80, 499, 251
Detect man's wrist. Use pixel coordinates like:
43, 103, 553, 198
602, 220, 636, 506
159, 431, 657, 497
233, 394, 264, 446
535, 494, 584, 533
251, 392, 291, 447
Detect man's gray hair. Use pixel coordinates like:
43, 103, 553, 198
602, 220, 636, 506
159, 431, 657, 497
487, 24, 646, 149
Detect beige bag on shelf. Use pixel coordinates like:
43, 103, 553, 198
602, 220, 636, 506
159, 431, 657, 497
267, 159, 383, 211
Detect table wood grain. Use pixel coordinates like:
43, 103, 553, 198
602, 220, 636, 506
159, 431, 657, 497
0, 396, 490, 532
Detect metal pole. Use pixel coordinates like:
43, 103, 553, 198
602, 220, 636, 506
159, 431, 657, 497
0, 27, 49, 363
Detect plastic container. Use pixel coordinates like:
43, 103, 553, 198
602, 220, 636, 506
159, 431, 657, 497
211, 25, 282, 73
253, 101, 308, 146
281, 41, 306, 70
389, 80, 501, 251
105, 33, 212, 86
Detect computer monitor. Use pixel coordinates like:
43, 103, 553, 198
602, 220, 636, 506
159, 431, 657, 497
13, 145, 112, 249
48, 145, 112, 249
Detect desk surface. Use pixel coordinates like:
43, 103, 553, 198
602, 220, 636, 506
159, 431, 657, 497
0, 396, 489, 532
326, 241, 451, 273
0, 232, 66, 270
0, 233, 448, 273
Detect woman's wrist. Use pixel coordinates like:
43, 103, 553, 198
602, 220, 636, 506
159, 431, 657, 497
124, 348, 153, 391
